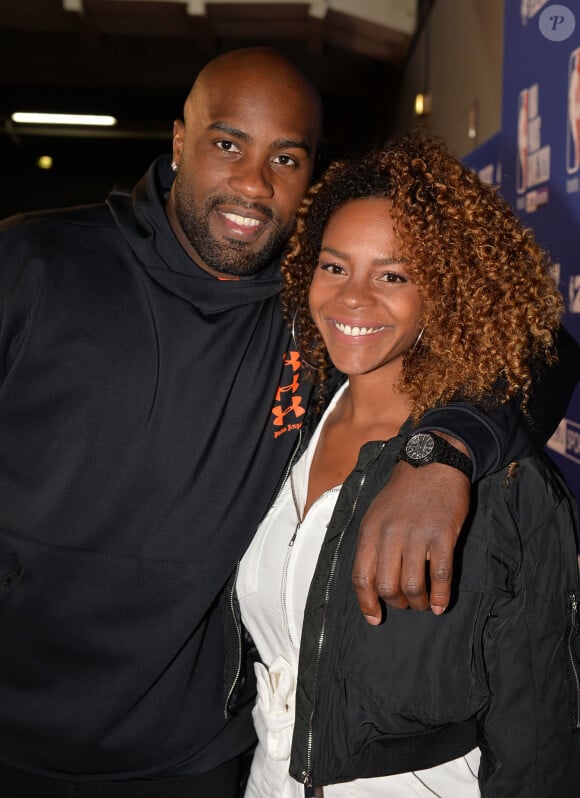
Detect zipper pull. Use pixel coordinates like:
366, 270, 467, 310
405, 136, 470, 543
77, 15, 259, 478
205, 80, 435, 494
289, 521, 301, 547
570, 592, 579, 629
303, 775, 316, 797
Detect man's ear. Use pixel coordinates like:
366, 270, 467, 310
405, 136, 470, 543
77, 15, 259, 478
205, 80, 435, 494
172, 119, 185, 166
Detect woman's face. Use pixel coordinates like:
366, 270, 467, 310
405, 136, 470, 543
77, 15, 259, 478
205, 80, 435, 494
309, 198, 422, 379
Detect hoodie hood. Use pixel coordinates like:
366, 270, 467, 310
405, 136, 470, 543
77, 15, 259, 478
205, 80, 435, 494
107, 155, 283, 314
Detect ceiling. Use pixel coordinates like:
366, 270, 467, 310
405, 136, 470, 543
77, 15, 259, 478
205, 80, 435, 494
0, 0, 425, 216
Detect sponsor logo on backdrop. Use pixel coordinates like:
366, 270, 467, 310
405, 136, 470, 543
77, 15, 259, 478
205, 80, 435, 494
517, 88, 529, 194
516, 83, 551, 209
476, 162, 502, 186
524, 186, 549, 210
521, 0, 550, 25
569, 274, 580, 312
547, 417, 580, 464
477, 164, 495, 185
567, 47, 580, 194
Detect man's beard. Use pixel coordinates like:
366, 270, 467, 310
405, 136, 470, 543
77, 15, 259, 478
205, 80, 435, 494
173, 178, 293, 277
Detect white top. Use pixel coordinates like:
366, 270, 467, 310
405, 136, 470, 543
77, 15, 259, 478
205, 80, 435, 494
239, 383, 480, 797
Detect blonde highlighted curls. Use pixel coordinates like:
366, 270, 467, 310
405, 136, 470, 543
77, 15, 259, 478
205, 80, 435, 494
281, 130, 563, 420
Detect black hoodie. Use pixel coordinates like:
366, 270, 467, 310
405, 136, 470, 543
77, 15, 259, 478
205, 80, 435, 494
0, 157, 311, 778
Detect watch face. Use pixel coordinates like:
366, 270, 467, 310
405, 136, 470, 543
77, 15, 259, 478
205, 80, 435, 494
405, 433, 435, 460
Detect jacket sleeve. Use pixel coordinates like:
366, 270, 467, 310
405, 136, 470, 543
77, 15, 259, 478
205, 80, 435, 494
414, 326, 580, 480
477, 468, 580, 797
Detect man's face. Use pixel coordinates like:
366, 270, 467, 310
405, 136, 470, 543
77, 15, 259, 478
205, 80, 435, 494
170, 63, 321, 277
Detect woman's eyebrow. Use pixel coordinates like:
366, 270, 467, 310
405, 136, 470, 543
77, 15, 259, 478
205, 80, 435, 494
320, 245, 407, 265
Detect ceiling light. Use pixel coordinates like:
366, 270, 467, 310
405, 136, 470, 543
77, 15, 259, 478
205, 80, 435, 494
36, 155, 54, 170
11, 112, 117, 127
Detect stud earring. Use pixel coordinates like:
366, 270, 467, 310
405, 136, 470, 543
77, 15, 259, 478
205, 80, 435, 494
171, 160, 178, 173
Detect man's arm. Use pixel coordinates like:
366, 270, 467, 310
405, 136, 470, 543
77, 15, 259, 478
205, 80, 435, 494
352, 326, 580, 622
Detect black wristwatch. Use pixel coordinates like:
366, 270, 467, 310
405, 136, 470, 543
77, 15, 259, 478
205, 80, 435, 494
397, 432, 473, 479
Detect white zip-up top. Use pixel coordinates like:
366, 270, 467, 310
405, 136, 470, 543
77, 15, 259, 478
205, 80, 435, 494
238, 383, 480, 798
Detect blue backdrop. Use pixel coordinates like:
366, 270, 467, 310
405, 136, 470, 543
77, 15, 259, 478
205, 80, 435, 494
464, 1, 580, 503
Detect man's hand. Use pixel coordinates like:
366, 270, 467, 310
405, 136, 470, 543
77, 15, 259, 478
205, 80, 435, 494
352, 458, 471, 624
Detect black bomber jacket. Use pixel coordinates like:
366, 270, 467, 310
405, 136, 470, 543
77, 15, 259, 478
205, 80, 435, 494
226, 421, 580, 796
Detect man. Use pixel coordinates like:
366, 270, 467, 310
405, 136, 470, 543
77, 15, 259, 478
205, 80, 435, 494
0, 48, 576, 796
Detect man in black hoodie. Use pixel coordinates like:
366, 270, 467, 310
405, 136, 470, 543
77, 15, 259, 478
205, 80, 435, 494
0, 47, 576, 797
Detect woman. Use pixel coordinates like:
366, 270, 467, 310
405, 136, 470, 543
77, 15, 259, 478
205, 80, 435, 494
231, 132, 580, 796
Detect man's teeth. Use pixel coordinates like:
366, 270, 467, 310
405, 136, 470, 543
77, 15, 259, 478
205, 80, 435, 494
334, 322, 385, 336
222, 212, 260, 228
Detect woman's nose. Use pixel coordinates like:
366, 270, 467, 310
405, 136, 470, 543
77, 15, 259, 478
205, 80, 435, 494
339, 277, 373, 307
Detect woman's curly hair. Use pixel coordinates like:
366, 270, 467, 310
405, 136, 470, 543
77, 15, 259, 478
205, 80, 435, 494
281, 130, 563, 420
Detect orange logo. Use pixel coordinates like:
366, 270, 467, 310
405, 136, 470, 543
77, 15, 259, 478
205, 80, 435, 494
271, 350, 306, 437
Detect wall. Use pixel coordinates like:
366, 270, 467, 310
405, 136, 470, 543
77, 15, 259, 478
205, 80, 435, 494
395, 0, 504, 158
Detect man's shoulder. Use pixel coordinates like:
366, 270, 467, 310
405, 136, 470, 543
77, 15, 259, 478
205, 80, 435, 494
0, 201, 125, 295
0, 201, 115, 243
